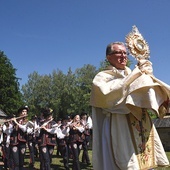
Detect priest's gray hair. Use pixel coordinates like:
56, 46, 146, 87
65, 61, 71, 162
106, 42, 125, 56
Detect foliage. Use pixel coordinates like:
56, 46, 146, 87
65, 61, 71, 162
0, 51, 23, 115
0, 49, 133, 118
21, 65, 97, 119
147, 109, 158, 119
21, 53, 132, 119
1, 49, 132, 119
73, 64, 98, 114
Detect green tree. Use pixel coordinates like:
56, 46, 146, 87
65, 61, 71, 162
21, 71, 54, 117
57, 68, 77, 117
0, 51, 23, 115
50, 69, 66, 118
73, 64, 97, 114
22, 65, 98, 119
22, 69, 69, 119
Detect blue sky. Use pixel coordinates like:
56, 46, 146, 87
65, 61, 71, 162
0, 0, 170, 87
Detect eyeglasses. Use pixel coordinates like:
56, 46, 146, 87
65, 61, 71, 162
109, 50, 129, 56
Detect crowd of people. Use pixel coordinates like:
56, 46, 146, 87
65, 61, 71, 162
0, 106, 93, 170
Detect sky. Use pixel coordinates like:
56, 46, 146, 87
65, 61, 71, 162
0, 0, 170, 87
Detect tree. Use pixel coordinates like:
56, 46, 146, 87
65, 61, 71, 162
0, 51, 23, 115
21, 71, 54, 117
73, 64, 98, 114
21, 65, 98, 119
22, 69, 67, 119
51, 69, 72, 118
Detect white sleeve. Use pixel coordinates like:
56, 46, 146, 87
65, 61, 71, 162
0, 133, 3, 144
34, 121, 39, 130
62, 127, 70, 136
3, 124, 13, 135
18, 124, 27, 132
56, 128, 66, 139
87, 116, 93, 129
34, 123, 40, 137
3, 124, 13, 144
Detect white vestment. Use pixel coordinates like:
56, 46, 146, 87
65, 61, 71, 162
90, 66, 170, 170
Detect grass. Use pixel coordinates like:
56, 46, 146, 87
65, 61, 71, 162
25, 147, 93, 170
0, 146, 93, 170
1, 148, 170, 169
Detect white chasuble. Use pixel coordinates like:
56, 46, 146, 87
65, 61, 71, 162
90, 66, 170, 170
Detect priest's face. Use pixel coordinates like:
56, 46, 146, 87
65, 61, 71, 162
107, 44, 128, 70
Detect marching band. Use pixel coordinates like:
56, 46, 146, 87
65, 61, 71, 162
0, 107, 93, 170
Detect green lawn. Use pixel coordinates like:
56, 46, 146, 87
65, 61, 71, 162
20, 150, 170, 170
0, 147, 93, 170
1, 149, 170, 170
25, 147, 93, 170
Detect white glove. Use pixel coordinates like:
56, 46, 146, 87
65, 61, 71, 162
137, 59, 153, 74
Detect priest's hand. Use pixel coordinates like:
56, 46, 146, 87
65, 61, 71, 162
137, 59, 153, 74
